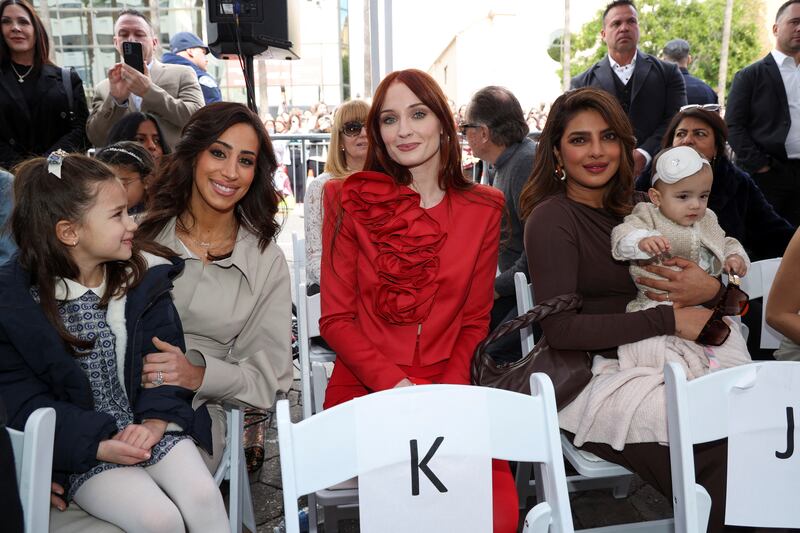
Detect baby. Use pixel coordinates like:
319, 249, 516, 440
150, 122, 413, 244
612, 145, 749, 312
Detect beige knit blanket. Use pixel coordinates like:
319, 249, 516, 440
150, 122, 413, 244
559, 318, 751, 451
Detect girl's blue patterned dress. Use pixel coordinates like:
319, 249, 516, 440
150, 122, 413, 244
34, 285, 187, 500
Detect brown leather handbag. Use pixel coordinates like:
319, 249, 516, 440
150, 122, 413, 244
471, 293, 592, 410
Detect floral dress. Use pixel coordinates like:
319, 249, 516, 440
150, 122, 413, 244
34, 279, 187, 500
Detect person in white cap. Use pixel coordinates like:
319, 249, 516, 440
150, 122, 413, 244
612, 145, 749, 313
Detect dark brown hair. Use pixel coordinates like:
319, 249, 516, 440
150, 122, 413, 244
519, 88, 636, 219
96, 140, 155, 180
364, 69, 469, 191
11, 154, 155, 352
116, 8, 152, 31
137, 102, 281, 251
776, 0, 800, 22
0, 0, 51, 69
106, 112, 172, 156
662, 107, 728, 164
603, 0, 637, 22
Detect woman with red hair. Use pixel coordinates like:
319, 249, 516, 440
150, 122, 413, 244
320, 69, 517, 531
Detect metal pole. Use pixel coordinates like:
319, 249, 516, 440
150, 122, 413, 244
718, 0, 734, 107
562, 0, 571, 91
245, 54, 258, 115
369, 0, 380, 93
384, 0, 393, 74
300, 139, 308, 202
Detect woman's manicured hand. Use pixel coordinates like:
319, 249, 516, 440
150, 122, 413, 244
142, 337, 205, 390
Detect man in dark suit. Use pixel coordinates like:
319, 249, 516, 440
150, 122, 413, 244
726, 0, 800, 226
661, 38, 718, 106
571, 0, 686, 176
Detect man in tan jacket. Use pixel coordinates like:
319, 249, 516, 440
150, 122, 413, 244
86, 9, 203, 150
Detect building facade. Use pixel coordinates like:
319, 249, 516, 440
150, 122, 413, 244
34, 0, 348, 112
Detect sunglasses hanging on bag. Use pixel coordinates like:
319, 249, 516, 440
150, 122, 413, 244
696, 273, 750, 347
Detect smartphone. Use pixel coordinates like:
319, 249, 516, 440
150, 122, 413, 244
122, 41, 145, 74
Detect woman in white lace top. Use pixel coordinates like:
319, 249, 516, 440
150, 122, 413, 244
304, 99, 370, 290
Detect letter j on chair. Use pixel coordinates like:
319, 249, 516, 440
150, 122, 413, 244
356, 388, 492, 532
727, 363, 800, 528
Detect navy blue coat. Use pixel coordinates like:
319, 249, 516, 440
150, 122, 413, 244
0, 255, 211, 485
680, 67, 718, 106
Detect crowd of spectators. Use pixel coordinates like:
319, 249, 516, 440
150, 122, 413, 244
262, 102, 335, 136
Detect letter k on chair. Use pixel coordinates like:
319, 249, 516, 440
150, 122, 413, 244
277, 379, 575, 533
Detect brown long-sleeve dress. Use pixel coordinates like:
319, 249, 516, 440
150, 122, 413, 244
525, 193, 732, 533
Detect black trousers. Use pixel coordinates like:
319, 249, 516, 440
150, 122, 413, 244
752, 160, 800, 227
0, 424, 24, 533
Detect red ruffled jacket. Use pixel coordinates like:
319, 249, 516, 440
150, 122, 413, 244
320, 171, 504, 397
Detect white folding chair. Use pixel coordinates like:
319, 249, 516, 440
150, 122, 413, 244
513, 273, 634, 507
297, 282, 336, 420
291, 232, 306, 303
213, 406, 256, 533
278, 378, 575, 533
738, 257, 784, 349
664, 361, 800, 531
8, 407, 55, 533
297, 281, 352, 532
665, 360, 800, 531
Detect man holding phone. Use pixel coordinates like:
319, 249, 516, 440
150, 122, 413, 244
86, 9, 204, 151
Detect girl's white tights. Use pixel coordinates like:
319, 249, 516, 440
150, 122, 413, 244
73, 439, 230, 533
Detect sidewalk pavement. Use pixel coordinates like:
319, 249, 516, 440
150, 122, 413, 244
249, 205, 673, 532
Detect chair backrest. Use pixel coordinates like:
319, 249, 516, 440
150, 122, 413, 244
291, 232, 306, 301
7, 407, 56, 533
739, 257, 784, 349
298, 282, 327, 419
278, 378, 574, 533
514, 272, 536, 354
665, 361, 800, 531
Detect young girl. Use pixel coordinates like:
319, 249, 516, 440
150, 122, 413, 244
96, 140, 154, 216
0, 152, 229, 532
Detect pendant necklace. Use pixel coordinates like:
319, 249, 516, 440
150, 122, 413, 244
10, 63, 33, 83
178, 220, 238, 256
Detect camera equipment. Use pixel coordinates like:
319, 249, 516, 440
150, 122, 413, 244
206, 0, 300, 113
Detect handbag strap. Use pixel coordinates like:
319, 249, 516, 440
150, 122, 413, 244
475, 293, 582, 355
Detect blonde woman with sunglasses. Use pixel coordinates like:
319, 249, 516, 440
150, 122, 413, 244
304, 99, 370, 292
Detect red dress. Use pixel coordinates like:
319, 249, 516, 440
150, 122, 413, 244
320, 171, 518, 533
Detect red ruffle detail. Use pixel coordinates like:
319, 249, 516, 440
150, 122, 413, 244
341, 171, 446, 325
